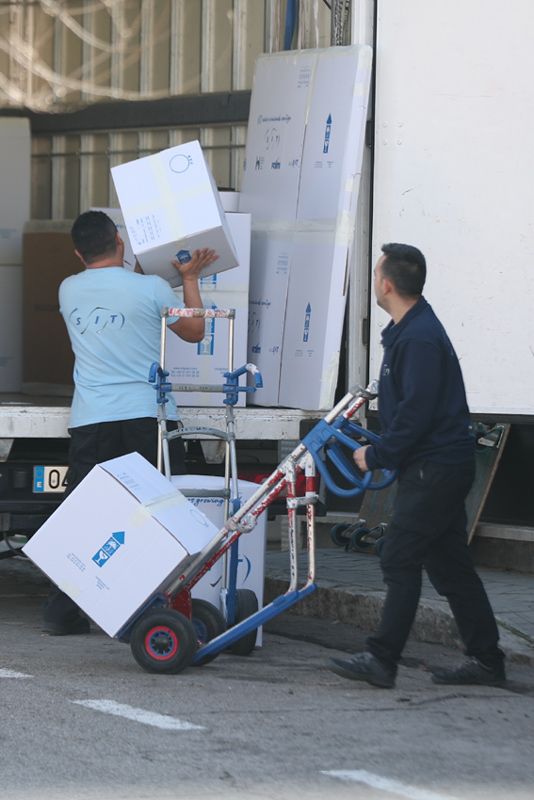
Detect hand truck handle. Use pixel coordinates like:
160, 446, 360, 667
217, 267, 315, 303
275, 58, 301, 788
302, 418, 396, 498
165, 307, 236, 319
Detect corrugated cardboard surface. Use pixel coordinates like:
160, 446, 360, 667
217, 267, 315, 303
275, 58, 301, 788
23, 224, 81, 391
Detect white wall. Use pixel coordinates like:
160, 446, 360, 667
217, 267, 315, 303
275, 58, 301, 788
371, 0, 534, 414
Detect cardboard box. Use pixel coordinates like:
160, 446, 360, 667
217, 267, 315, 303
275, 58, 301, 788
167, 289, 248, 408
279, 232, 348, 410
0, 119, 30, 265
94, 202, 238, 273
239, 52, 316, 223
22, 221, 81, 393
166, 213, 251, 408
241, 46, 372, 408
246, 230, 293, 406
193, 211, 250, 294
171, 474, 266, 645
219, 191, 240, 213
23, 453, 219, 638
0, 265, 22, 392
297, 46, 371, 222
111, 140, 238, 287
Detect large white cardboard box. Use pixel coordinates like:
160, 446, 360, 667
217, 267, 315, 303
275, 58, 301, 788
23, 453, 219, 637
239, 51, 316, 223
171, 475, 266, 645
279, 232, 348, 409
296, 46, 372, 223
166, 213, 251, 407
111, 140, 238, 287
246, 231, 293, 406
167, 289, 248, 408
0, 119, 30, 265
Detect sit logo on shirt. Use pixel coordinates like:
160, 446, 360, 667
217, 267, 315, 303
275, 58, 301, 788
69, 306, 125, 334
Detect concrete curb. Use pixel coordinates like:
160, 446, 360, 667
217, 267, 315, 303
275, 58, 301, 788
264, 576, 534, 667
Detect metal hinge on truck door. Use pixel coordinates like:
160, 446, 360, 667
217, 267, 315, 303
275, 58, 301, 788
361, 317, 369, 347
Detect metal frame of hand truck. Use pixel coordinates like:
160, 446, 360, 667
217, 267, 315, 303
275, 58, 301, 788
152, 306, 263, 639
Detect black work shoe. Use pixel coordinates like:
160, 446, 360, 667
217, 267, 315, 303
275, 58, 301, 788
43, 617, 90, 636
329, 652, 396, 688
431, 657, 506, 687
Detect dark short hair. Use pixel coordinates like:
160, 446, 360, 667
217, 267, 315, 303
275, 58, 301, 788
71, 211, 118, 264
380, 243, 426, 296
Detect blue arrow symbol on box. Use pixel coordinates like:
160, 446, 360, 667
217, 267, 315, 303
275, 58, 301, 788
92, 531, 125, 568
303, 303, 312, 343
323, 114, 332, 154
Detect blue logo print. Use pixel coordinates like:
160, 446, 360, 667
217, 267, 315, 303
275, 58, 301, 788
209, 555, 252, 588
70, 307, 125, 334
92, 531, 125, 568
176, 249, 192, 264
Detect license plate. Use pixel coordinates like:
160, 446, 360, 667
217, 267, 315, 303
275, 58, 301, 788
33, 466, 68, 493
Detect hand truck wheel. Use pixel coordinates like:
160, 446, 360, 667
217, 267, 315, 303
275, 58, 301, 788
228, 589, 259, 656
329, 523, 351, 547
191, 598, 226, 666
348, 526, 375, 553
130, 608, 197, 674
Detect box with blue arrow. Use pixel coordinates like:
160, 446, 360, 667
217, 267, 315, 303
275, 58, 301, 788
23, 452, 219, 637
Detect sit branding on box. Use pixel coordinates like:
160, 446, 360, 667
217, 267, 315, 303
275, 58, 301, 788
111, 140, 238, 287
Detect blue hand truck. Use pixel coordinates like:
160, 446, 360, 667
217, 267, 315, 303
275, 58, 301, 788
124, 307, 396, 674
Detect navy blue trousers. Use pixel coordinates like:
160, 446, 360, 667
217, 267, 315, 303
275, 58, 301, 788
367, 459, 504, 670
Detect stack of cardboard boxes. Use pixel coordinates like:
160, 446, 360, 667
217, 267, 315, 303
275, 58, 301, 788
166, 207, 251, 408
22, 42, 372, 412
240, 45, 372, 410
110, 143, 250, 408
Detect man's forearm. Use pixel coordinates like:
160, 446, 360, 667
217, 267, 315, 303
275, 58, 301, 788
182, 277, 203, 309
178, 278, 204, 340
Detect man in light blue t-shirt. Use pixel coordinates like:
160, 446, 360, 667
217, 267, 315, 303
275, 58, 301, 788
44, 210, 218, 635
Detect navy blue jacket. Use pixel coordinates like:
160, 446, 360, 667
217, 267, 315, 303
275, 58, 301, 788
365, 297, 474, 471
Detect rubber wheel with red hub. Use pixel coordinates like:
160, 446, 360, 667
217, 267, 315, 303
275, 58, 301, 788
130, 609, 197, 674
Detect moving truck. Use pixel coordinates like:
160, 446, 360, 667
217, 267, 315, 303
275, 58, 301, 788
0, 1, 532, 552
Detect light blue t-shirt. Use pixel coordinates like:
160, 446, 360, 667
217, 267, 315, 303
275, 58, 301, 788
59, 267, 182, 428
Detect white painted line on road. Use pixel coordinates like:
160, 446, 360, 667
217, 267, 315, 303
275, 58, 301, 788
71, 699, 205, 731
321, 770, 460, 800
0, 668, 33, 679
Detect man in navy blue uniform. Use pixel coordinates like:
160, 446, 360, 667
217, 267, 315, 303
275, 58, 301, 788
330, 243, 505, 688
